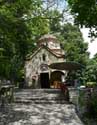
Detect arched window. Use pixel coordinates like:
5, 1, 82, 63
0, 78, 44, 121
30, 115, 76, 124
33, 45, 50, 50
43, 54, 46, 61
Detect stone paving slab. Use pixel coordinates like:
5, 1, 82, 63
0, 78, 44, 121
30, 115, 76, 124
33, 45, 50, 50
0, 103, 84, 125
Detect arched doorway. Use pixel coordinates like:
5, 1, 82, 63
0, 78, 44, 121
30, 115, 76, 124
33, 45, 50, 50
50, 71, 65, 88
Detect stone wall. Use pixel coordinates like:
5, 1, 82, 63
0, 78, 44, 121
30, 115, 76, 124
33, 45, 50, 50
68, 87, 78, 105
68, 87, 97, 116
77, 87, 97, 116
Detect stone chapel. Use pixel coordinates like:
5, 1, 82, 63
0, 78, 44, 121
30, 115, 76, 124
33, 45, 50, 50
25, 34, 66, 88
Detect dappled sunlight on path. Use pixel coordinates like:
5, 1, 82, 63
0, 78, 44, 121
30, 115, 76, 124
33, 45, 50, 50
0, 103, 84, 125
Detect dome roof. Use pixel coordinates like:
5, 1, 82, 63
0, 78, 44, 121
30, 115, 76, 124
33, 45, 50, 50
38, 34, 57, 41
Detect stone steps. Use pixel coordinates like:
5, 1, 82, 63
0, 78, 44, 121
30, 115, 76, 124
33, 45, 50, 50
14, 89, 68, 104
14, 97, 67, 104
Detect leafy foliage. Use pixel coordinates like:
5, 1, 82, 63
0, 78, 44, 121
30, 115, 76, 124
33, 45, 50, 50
84, 55, 97, 82
60, 24, 89, 65
67, 0, 97, 37
0, 0, 49, 83
57, 23, 89, 84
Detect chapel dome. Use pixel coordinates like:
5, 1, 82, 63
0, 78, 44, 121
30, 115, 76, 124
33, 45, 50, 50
38, 34, 57, 42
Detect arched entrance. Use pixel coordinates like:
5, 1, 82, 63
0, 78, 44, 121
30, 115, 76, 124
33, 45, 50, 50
50, 71, 65, 88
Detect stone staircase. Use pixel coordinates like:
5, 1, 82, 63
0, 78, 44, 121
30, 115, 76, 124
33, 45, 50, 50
14, 89, 68, 104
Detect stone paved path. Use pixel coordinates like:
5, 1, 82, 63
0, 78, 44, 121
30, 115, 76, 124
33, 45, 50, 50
0, 89, 84, 125
0, 103, 84, 125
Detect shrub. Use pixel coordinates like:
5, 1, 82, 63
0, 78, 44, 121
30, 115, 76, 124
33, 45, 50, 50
86, 82, 97, 88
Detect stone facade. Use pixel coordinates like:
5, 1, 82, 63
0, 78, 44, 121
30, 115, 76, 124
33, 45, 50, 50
25, 34, 66, 88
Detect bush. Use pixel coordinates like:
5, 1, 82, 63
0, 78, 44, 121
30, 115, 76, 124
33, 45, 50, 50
86, 82, 97, 88
86, 90, 97, 118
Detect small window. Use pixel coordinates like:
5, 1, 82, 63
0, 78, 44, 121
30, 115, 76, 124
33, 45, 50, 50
43, 54, 46, 61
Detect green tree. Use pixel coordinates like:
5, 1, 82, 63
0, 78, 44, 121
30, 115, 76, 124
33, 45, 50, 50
61, 24, 89, 65
85, 54, 97, 82
0, 0, 49, 83
60, 23, 89, 84
45, 10, 62, 33
67, 0, 97, 37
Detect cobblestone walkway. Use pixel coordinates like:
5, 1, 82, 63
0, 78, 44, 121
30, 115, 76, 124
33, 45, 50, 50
0, 89, 84, 125
0, 103, 84, 125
